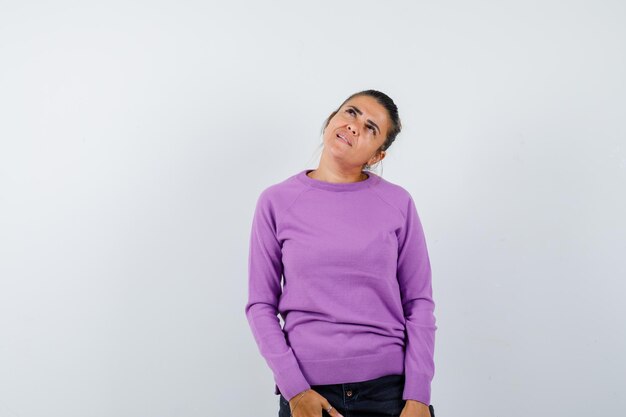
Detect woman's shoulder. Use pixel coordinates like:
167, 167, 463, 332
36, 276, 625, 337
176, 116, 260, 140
370, 174, 416, 211
253, 170, 308, 214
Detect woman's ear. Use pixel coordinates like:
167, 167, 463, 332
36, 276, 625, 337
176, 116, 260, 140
369, 150, 386, 165
321, 111, 337, 135
325, 111, 338, 127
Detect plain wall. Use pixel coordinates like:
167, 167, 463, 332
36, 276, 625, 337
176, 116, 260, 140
1, 1, 625, 416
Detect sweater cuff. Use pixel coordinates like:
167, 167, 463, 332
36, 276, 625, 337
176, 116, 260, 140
274, 364, 311, 401
402, 373, 431, 405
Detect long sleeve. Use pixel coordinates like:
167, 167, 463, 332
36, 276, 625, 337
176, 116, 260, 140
244, 190, 311, 401
397, 195, 437, 404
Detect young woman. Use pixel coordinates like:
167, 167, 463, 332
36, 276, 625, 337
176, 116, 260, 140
245, 90, 436, 417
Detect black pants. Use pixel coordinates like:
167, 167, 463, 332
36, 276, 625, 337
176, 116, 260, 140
278, 373, 435, 417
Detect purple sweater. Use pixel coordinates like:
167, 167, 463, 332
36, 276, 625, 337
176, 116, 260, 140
244, 169, 437, 404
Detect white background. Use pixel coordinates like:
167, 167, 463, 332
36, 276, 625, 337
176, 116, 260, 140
1, 1, 625, 416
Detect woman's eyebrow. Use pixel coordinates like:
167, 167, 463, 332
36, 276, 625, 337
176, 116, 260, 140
347, 105, 381, 134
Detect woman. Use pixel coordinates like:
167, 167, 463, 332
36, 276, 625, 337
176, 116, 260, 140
245, 90, 436, 417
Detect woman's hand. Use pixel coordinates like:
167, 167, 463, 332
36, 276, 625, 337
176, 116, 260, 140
289, 389, 344, 417
400, 400, 431, 417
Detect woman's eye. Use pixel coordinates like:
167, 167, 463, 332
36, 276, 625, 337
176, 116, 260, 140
345, 109, 375, 134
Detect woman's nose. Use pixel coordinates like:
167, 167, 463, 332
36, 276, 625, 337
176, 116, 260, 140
347, 125, 357, 135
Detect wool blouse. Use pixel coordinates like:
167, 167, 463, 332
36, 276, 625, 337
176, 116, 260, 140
245, 169, 437, 404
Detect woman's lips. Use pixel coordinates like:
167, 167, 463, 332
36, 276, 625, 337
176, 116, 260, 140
336, 134, 352, 146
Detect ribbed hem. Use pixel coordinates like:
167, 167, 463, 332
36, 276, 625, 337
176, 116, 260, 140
273, 363, 311, 401
402, 373, 432, 404
299, 347, 405, 385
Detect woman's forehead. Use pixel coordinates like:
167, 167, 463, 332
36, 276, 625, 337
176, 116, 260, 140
344, 96, 385, 115
342, 96, 389, 130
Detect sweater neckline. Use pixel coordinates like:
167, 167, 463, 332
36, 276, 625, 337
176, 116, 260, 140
297, 169, 375, 192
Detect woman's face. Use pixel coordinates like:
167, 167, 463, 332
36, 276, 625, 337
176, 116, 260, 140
322, 95, 391, 169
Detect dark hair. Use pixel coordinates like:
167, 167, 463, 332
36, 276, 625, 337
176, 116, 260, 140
318, 89, 402, 172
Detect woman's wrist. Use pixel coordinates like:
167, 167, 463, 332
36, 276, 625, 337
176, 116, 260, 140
405, 399, 429, 408
289, 389, 311, 402
289, 389, 311, 412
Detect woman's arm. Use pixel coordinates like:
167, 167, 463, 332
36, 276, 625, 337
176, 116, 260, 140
396, 194, 437, 405
244, 189, 311, 401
